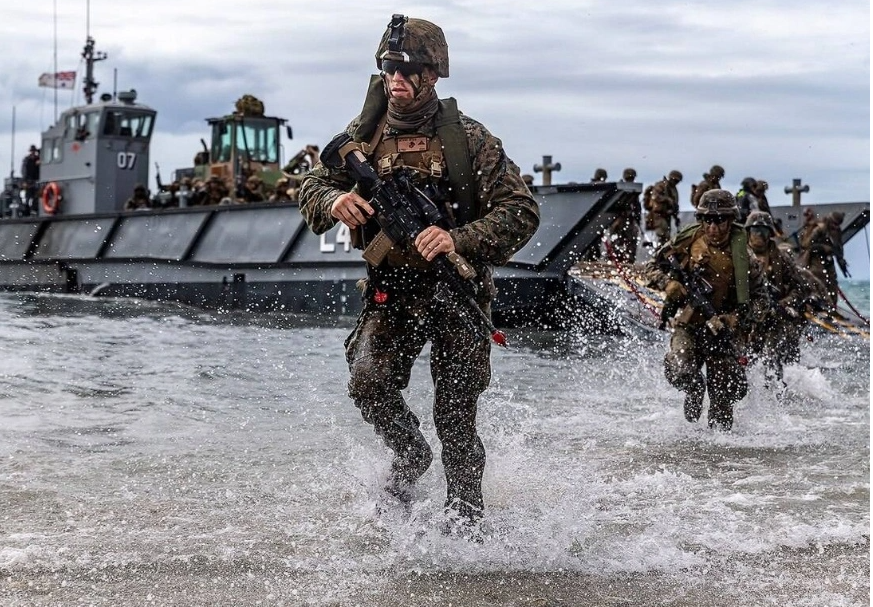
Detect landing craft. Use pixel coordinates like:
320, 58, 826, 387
0, 35, 868, 334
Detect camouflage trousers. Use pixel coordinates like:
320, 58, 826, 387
746, 316, 803, 385
345, 287, 491, 517
664, 324, 748, 429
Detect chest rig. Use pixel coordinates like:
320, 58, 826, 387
350, 75, 477, 269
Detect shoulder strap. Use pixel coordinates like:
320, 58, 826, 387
352, 75, 388, 144
434, 98, 475, 225
730, 227, 750, 304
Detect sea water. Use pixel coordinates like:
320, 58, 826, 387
0, 287, 868, 606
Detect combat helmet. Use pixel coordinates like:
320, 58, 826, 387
668, 170, 683, 182
740, 176, 757, 191
375, 15, 449, 78
744, 211, 775, 233
592, 168, 608, 181
696, 189, 738, 219
709, 164, 725, 179
622, 168, 637, 181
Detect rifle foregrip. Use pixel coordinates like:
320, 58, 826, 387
362, 230, 394, 266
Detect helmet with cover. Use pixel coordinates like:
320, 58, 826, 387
622, 168, 637, 181
709, 164, 725, 179
375, 15, 449, 78
695, 189, 738, 219
668, 170, 683, 182
740, 176, 757, 191
744, 211, 776, 233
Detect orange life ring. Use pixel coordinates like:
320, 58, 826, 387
41, 182, 61, 214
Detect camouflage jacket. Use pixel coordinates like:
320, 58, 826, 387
299, 110, 539, 269
646, 178, 679, 217
645, 224, 770, 325
755, 240, 805, 311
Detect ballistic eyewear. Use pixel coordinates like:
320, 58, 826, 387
698, 215, 732, 225
381, 59, 425, 78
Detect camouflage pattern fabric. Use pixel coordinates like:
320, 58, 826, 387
300, 113, 539, 271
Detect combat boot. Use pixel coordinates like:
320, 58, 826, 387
441, 497, 484, 542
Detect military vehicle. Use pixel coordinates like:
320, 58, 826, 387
174, 94, 294, 195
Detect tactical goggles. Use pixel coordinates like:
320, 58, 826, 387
381, 59, 425, 78
698, 215, 732, 225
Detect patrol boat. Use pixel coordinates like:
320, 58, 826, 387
0, 36, 644, 328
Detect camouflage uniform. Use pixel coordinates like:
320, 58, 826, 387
606, 168, 641, 263
644, 170, 682, 247
299, 15, 539, 524
798, 217, 840, 307
646, 190, 769, 430
743, 212, 806, 390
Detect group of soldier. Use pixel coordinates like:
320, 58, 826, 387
123, 145, 322, 211
638, 185, 852, 431
594, 164, 849, 309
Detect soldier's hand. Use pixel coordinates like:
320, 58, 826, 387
415, 225, 455, 262
330, 192, 374, 229
664, 280, 687, 302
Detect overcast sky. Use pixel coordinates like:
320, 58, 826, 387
0, 0, 869, 276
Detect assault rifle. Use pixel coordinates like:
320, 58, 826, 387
658, 254, 745, 361
321, 132, 507, 347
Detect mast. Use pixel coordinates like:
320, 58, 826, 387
81, 37, 107, 105
81, 0, 107, 105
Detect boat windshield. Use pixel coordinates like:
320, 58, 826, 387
211, 118, 279, 164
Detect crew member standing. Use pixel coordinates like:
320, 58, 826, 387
298, 15, 539, 533
21, 145, 40, 214
647, 190, 769, 431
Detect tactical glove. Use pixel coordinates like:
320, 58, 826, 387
664, 280, 687, 302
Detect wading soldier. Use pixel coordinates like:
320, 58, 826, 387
647, 190, 769, 430
743, 211, 806, 394
299, 15, 539, 533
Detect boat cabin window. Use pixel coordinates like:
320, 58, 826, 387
50, 138, 63, 163
102, 111, 154, 139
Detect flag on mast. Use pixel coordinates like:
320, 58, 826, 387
38, 71, 77, 89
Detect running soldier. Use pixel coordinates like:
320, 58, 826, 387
647, 190, 769, 430
743, 211, 806, 394
299, 15, 539, 534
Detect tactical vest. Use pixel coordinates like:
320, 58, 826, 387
669, 223, 751, 306
353, 74, 476, 225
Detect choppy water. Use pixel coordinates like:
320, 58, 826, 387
0, 286, 869, 607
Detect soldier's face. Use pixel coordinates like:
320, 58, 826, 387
701, 215, 732, 246
383, 66, 437, 105
748, 229, 769, 252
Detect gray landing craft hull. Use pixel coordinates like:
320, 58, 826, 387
0, 182, 640, 327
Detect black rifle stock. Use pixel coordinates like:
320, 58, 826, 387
321, 132, 507, 347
